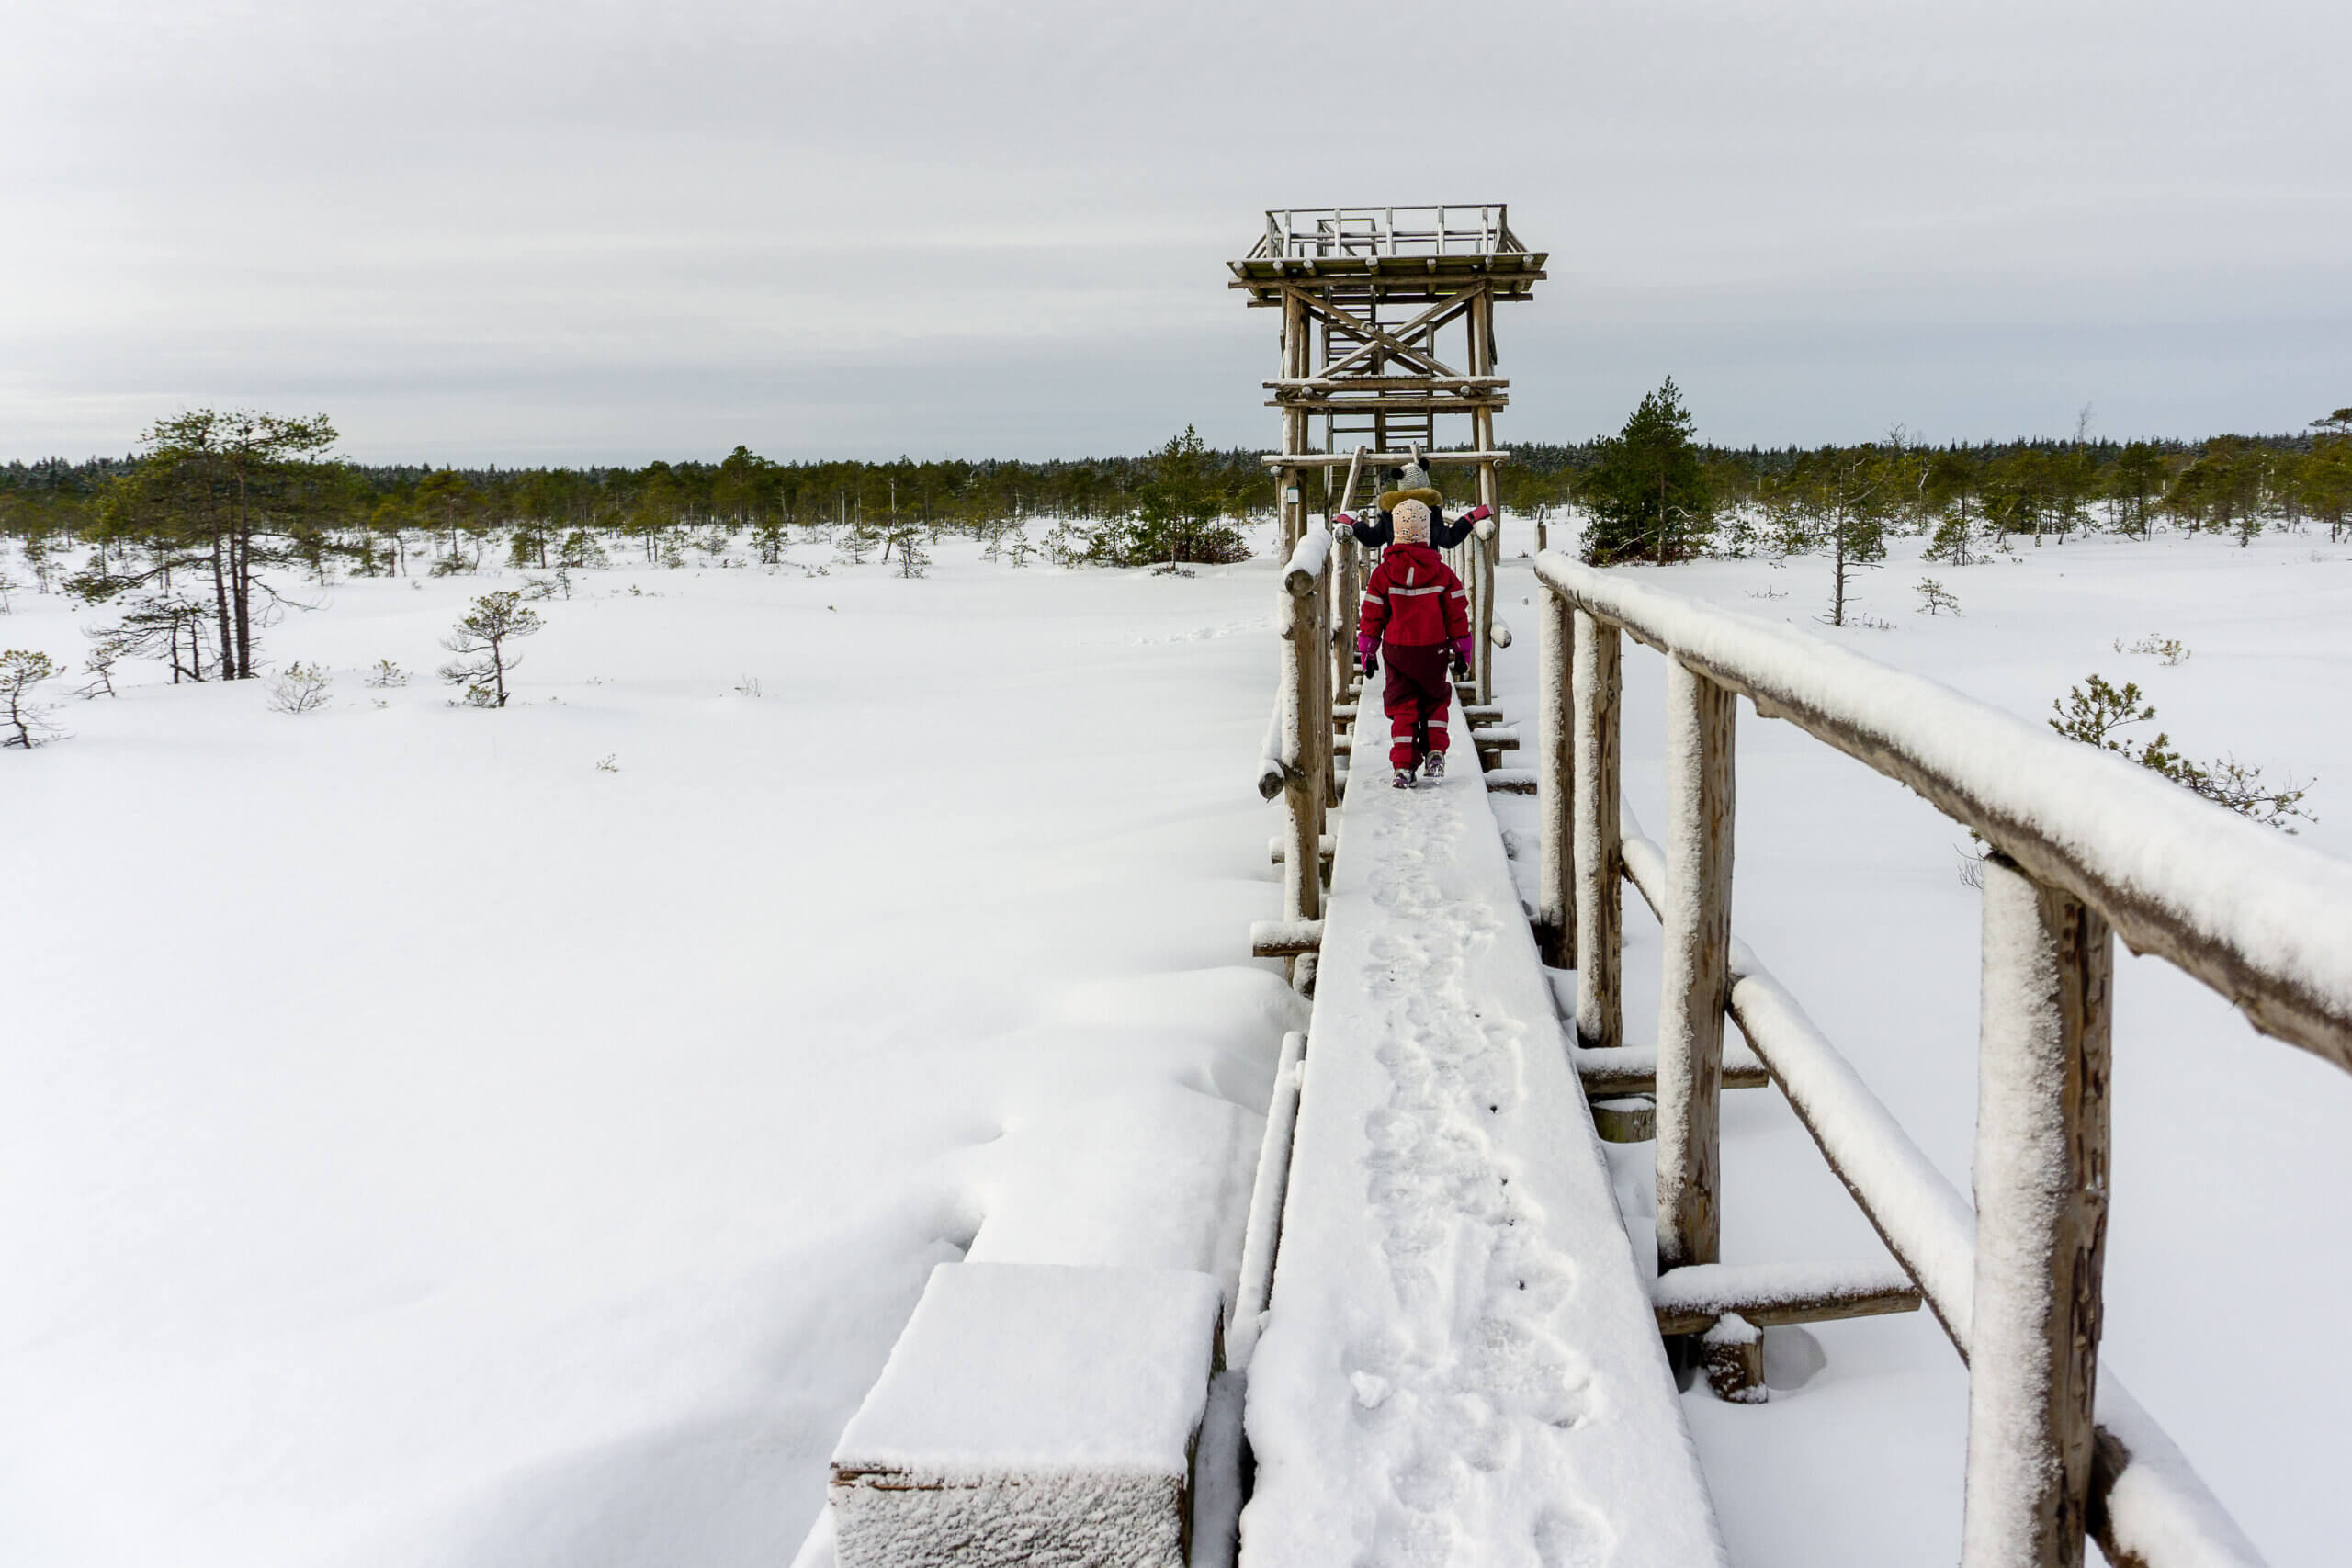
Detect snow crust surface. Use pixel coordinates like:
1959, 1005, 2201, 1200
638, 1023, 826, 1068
832, 1261, 1218, 1475
0, 538, 1293, 1568
828, 1263, 1216, 1568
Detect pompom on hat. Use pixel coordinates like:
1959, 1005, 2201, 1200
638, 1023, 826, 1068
1392, 496, 1432, 546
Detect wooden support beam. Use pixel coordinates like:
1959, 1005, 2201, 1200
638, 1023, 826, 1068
1268, 376, 1508, 391
1266, 834, 1336, 866
1575, 1043, 1771, 1098
1657, 660, 1735, 1276
1250, 919, 1324, 959
1962, 854, 2113, 1568
1266, 396, 1510, 415
1650, 1260, 1925, 1337
1260, 451, 1515, 469
1573, 612, 1623, 1050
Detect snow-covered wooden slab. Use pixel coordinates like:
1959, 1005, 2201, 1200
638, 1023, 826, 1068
1240, 698, 1728, 1567
830, 1261, 1222, 1568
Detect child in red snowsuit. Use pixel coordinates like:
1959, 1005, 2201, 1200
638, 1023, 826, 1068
1353, 499, 1474, 788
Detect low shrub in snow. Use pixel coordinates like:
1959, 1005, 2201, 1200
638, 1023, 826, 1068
267, 661, 334, 715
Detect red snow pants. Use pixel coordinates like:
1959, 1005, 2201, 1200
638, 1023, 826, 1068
1381, 643, 1453, 769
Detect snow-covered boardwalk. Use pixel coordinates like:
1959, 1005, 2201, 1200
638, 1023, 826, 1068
1238, 697, 1728, 1568
1220, 527, 2323, 1568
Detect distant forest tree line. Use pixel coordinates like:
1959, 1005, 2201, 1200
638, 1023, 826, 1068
3, 396, 2346, 682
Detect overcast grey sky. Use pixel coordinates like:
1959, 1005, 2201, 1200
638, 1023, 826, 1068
5, 0, 2346, 463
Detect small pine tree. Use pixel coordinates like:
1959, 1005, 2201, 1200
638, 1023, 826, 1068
1579, 378, 1713, 566
1922, 450, 1982, 564
1, 649, 62, 747
268, 660, 334, 714
2050, 673, 2314, 830
439, 591, 543, 707
1916, 578, 1960, 616
885, 525, 931, 578
1766, 446, 1894, 626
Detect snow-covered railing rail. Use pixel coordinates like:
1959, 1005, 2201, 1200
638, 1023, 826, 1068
1530, 552, 2324, 1568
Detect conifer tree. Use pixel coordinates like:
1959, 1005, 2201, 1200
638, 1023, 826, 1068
439, 591, 543, 707
2106, 443, 2166, 539
1923, 449, 1984, 564
1, 649, 61, 747
74, 410, 339, 679
1579, 378, 1713, 565
1123, 427, 1246, 566
1767, 446, 1894, 626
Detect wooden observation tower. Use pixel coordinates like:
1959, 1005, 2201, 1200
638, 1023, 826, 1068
1232, 205, 1546, 705
1229, 204, 1547, 554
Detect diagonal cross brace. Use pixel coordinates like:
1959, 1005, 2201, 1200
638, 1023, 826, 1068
1285, 285, 1481, 382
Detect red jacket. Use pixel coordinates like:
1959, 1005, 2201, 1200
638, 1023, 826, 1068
1359, 543, 1470, 648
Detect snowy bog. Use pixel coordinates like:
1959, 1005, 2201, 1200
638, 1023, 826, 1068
5, 525, 2351, 1567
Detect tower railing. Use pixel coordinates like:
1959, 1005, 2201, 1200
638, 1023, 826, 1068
1532, 552, 2336, 1568
1252, 204, 1522, 260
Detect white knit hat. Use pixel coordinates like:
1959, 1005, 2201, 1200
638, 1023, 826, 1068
1392, 497, 1431, 545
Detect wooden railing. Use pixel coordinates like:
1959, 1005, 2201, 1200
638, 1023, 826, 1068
1252, 204, 1522, 260
1532, 553, 2346, 1568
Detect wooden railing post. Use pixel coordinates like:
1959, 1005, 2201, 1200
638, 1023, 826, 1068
1657, 660, 1735, 1275
1329, 533, 1357, 741
1535, 589, 1576, 967
1963, 853, 2113, 1568
1473, 530, 1496, 705
1572, 609, 1623, 1049
1279, 563, 1325, 927
1311, 564, 1335, 828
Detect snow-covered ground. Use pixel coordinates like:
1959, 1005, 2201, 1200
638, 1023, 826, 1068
0, 539, 1297, 1567
4, 523, 2349, 1565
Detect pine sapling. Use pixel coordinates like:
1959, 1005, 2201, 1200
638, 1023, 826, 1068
2051, 673, 2315, 830
78, 625, 129, 698
1916, 578, 1960, 616
1, 649, 62, 747
439, 591, 543, 708
268, 660, 334, 714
